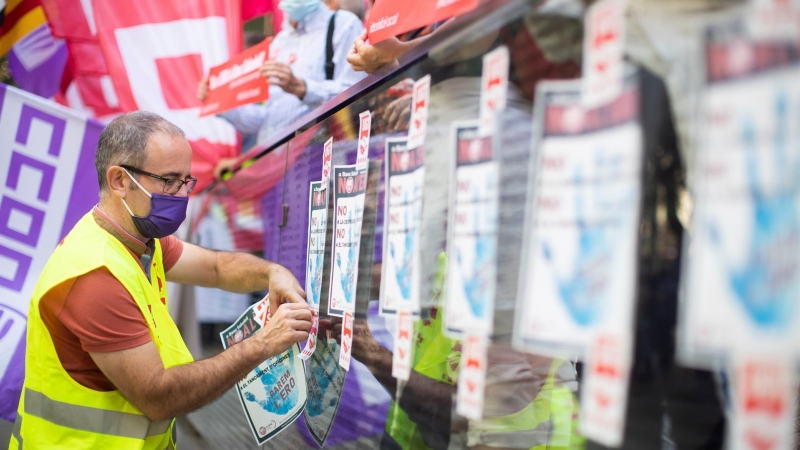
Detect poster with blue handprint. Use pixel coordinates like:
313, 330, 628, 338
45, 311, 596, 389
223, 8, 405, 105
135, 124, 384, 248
444, 121, 500, 338
679, 24, 800, 368
304, 336, 347, 446
328, 164, 369, 317
306, 181, 328, 312
380, 137, 426, 316
220, 298, 308, 445
512, 77, 642, 359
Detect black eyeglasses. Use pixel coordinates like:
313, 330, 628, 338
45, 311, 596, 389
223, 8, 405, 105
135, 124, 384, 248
120, 165, 197, 194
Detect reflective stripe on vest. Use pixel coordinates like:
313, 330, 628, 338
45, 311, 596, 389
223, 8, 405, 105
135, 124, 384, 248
24, 388, 172, 439
12, 414, 22, 448
467, 419, 554, 448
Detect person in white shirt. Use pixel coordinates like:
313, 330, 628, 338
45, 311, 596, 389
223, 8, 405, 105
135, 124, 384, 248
198, 0, 365, 151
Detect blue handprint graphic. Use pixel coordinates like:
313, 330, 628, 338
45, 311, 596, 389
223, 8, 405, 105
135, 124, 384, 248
306, 339, 341, 417
244, 346, 300, 414
542, 154, 634, 326
706, 92, 800, 327
336, 209, 358, 307
391, 191, 416, 301
307, 250, 323, 306
456, 189, 497, 319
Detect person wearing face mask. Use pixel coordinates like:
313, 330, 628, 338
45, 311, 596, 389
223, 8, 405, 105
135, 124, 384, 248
9, 112, 312, 450
197, 0, 366, 152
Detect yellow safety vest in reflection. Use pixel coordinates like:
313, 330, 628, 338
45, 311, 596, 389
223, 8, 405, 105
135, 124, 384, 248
385, 253, 459, 450
466, 359, 585, 450
9, 213, 194, 450
385, 253, 584, 450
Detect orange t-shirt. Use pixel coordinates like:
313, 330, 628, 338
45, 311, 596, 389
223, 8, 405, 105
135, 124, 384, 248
38, 208, 184, 391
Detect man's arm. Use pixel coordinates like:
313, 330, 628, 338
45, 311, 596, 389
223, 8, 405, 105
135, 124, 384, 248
326, 318, 460, 449
166, 242, 305, 312
91, 303, 312, 422
301, 13, 367, 108
261, 14, 365, 107
348, 0, 496, 74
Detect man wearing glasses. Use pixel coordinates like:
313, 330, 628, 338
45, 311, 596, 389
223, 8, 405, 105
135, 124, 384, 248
10, 111, 311, 450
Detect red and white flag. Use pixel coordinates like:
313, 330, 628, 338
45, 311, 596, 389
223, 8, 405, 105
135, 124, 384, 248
93, 0, 243, 191
42, 0, 122, 120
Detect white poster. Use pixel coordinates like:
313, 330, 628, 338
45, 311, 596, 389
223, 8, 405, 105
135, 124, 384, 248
220, 297, 307, 445
581, 0, 627, 108
678, 24, 800, 368
478, 45, 509, 137
728, 352, 797, 450
746, 0, 800, 41
392, 310, 414, 381
407, 75, 431, 150
513, 77, 642, 359
305, 181, 328, 312
455, 334, 488, 420
380, 137, 425, 316
328, 164, 368, 317
580, 331, 633, 447
444, 121, 499, 338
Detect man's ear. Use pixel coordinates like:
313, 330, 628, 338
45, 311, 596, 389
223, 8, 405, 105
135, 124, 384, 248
107, 166, 128, 198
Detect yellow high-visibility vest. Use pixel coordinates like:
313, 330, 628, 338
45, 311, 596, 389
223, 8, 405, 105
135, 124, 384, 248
9, 212, 194, 450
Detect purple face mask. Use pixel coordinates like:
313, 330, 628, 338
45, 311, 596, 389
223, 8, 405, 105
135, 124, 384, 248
121, 169, 188, 239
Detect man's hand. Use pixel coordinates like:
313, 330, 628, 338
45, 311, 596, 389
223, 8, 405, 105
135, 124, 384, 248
385, 94, 412, 132
213, 157, 239, 180
266, 264, 307, 314
197, 77, 209, 101
261, 61, 306, 99
258, 303, 313, 356
324, 316, 384, 363
347, 31, 408, 74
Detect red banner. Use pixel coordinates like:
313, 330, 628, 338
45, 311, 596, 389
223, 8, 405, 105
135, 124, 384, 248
365, 0, 477, 44
40, 0, 95, 41
200, 38, 271, 117
93, 0, 243, 192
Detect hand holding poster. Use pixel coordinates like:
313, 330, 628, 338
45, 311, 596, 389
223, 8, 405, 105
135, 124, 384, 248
220, 296, 307, 445
200, 38, 272, 117
366, 0, 478, 44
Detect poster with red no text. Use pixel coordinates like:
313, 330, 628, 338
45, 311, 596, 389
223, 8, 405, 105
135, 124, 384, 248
366, 0, 478, 44
200, 38, 272, 117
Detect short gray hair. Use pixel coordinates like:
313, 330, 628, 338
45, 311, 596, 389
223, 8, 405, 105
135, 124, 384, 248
95, 111, 185, 193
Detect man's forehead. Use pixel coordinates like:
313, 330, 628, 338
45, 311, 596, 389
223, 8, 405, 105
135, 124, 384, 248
143, 132, 192, 172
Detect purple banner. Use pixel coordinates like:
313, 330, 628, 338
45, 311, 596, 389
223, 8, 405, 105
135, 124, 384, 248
0, 83, 104, 422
